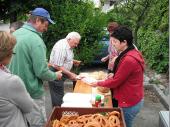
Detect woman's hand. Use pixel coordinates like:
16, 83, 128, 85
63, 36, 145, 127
89, 82, 98, 87
107, 73, 114, 79
101, 56, 109, 62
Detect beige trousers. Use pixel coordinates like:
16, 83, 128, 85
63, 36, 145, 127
26, 96, 47, 127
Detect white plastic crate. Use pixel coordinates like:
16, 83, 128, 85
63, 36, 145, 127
159, 111, 169, 127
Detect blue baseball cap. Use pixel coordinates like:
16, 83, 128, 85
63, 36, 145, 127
31, 7, 55, 24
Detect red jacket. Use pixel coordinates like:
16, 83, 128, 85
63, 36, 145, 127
97, 49, 145, 107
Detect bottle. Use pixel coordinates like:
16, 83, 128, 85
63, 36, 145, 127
95, 95, 101, 107
100, 101, 105, 107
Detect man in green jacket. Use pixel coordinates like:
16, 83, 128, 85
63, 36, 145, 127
9, 7, 62, 127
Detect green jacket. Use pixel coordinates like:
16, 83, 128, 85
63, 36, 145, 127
9, 23, 56, 99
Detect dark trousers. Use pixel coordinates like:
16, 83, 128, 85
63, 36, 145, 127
112, 98, 118, 107
48, 66, 67, 107
49, 79, 65, 107
111, 88, 118, 107
108, 70, 118, 107
72, 81, 76, 90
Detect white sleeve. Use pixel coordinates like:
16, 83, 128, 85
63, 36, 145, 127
50, 46, 67, 66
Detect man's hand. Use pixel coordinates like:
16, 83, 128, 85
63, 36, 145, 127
69, 72, 78, 81
56, 71, 62, 80
76, 75, 85, 80
73, 60, 82, 67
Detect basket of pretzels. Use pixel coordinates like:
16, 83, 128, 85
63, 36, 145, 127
45, 107, 126, 127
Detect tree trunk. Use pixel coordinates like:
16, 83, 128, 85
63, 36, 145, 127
9, 1, 17, 23
9, 14, 17, 23
134, 24, 139, 45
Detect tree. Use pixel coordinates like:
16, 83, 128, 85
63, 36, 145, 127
43, 0, 107, 66
137, 0, 168, 73
107, 0, 169, 73
1, 0, 108, 68
0, 0, 51, 23
107, 0, 154, 44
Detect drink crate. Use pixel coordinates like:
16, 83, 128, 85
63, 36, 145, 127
45, 106, 126, 127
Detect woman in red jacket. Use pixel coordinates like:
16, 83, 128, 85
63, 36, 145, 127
91, 26, 145, 127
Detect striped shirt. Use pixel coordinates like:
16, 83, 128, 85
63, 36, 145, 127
108, 42, 119, 70
49, 39, 74, 71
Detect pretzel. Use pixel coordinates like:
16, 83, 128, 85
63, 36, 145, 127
52, 111, 122, 127
60, 115, 78, 124
52, 120, 67, 127
82, 114, 93, 118
52, 119, 59, 127
67, 120, 79, 127
90, 114, 108, 127
108, 115, 121, 127
108, 111, 121, 118
84, 121, 101, 127
97, 86, 110, 93
96, 115, 108, 127
76, 116, 89, 125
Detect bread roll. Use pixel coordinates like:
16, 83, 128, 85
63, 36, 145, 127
97, 86, 110, 93
89, 71, 107, 80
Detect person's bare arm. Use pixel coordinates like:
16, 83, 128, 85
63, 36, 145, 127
101, 55, 109, 62
48, 63, 77, 80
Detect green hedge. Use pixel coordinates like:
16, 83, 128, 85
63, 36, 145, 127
138, 28, 168, 73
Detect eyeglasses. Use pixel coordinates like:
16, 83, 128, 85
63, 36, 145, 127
6, 52, 16, 57
74, 41, 79, 46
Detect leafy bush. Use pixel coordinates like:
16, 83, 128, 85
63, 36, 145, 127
137, 0, 168, 73
138, 28, 168, 73
106, 0, 168, 73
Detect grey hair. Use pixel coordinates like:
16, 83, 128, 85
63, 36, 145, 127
10, 21, 24, 30
28, 15, 47, 24
66, 32, 81, 40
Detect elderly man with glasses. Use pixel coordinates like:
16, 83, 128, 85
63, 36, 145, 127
48, 31, 81, 107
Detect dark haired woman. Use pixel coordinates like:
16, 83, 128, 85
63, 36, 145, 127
90, 26, 145, 127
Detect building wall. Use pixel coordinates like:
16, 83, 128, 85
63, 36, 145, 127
92, 0, 117, 13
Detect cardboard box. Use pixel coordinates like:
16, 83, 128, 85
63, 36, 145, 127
45, 107, 126, 127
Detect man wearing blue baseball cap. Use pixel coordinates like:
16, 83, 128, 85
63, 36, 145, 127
30, 7, 55, 24
9, 7, 62, 127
